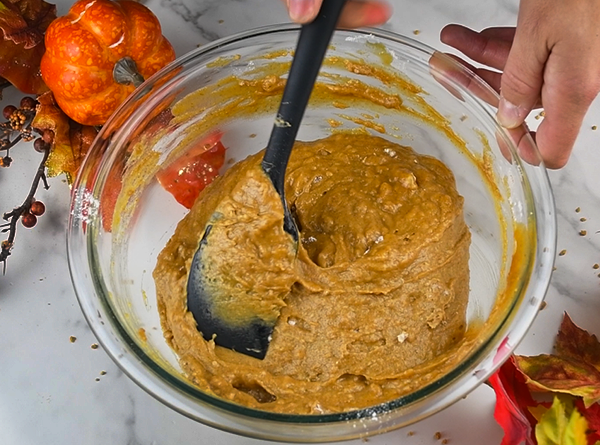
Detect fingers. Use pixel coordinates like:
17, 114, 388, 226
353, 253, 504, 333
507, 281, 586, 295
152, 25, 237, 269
337, 0, 392, 28
479, 27, 517, 43
283, 0, 392, 27
443, 53, 502, 98
496, 3, 548, 129
533, 51, 600, 168
440, 24, 514, 71
429, 51, 500, 106
497, 126, 541, 167
285, 0, 323, 23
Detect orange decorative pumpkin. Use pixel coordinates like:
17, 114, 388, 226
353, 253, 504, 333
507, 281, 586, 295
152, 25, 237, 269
40, 0, 176, 126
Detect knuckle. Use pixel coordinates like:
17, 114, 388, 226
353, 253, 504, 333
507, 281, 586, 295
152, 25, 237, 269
501, 69, 539, 99
563, 76, 600, 108
544, 153, 570, 170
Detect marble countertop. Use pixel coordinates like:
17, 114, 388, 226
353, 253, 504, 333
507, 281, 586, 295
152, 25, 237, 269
2, 0, 600, 444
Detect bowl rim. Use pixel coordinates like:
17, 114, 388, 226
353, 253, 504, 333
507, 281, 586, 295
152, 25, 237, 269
67, 22, 557, 438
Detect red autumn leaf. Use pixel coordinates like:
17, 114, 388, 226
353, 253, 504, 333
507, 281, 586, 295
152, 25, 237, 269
32, 91, 98, 183
489, 356, 540, 445
493, 314, 600, 445
575, 399, 600, 445
555, 313, 600, 373
0, 0, 55, 93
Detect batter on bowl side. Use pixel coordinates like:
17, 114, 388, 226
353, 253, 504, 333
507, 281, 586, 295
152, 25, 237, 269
153, 132, 471, 414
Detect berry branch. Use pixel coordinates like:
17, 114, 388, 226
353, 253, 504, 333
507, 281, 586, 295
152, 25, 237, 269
0, 80, 12, 93
0, 97, 53, 274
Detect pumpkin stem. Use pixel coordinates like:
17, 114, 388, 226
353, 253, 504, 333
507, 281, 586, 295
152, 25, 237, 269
113, 57, 145, 88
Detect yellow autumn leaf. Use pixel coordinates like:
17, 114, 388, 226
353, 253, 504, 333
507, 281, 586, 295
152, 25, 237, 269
31, 91, 98, 183
536, 396, 588, 445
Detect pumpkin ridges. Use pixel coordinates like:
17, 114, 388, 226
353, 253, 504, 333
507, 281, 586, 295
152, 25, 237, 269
43, 18, 107, 66
69, 0, 127, 51
67, 0, 98, 23
137, 38, 176, 79
41, 63, 113, 100
65, 0, 128, 64
40, 25, 114, 101
54, 82, 133, 126
119, 0, 163, 61
40, 0, 176, 125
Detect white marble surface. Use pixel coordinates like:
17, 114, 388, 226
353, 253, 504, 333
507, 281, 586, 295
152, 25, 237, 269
1, 0, 600, 444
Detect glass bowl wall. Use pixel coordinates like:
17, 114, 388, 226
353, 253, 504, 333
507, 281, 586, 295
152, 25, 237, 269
67, 25, 556, 442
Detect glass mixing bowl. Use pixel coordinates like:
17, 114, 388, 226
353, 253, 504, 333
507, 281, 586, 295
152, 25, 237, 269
67, 25, 556, 442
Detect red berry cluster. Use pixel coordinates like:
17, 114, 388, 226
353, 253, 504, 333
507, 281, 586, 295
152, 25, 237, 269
1, 95, 53, 272
21, 200, 46, 228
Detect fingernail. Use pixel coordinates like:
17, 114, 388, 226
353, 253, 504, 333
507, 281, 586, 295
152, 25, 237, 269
497, 97, 528, 129
289, 0, 314, 22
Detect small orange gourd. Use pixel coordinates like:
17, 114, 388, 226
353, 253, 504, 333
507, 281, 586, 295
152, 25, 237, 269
40, 0, 176, 126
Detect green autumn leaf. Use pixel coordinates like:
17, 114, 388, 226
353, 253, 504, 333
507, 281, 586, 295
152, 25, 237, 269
556, 313, 600, 373
536, 396, 588, 445
515, 354, 600, 407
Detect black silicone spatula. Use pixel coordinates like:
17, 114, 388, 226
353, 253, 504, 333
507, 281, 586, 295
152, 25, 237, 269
185, 0, 346, 360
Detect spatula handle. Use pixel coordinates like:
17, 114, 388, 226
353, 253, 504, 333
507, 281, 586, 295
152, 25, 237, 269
261, 0, 347, 195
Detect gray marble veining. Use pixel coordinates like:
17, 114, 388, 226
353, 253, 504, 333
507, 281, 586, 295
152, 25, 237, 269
2, 0, 600, 444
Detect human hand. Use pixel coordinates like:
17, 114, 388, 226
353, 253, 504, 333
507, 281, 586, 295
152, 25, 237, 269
281, 0, 392, 28
440, 0, 600, 168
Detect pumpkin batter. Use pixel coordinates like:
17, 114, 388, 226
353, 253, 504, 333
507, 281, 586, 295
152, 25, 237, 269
153, 132, 471, 414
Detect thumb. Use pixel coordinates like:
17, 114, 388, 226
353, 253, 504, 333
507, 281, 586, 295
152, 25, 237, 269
497, 12, 548, 128
287, 0, 322, 23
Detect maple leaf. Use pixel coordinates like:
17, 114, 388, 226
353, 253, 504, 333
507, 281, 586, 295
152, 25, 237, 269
555, 314, 600, 372
516, 355, 600, 407
515, 314, 600, 408
0, 0, 55, 93
503, 313, 600, 445
32, 91, 98, 183
535, 396, 589, 445
492, 314, 600, 445
488, 356, 540, 445
0, 0, 54, 47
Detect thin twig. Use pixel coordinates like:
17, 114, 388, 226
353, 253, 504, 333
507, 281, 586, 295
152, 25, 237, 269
0, 133, 23, 152
1, 144, 50, 273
